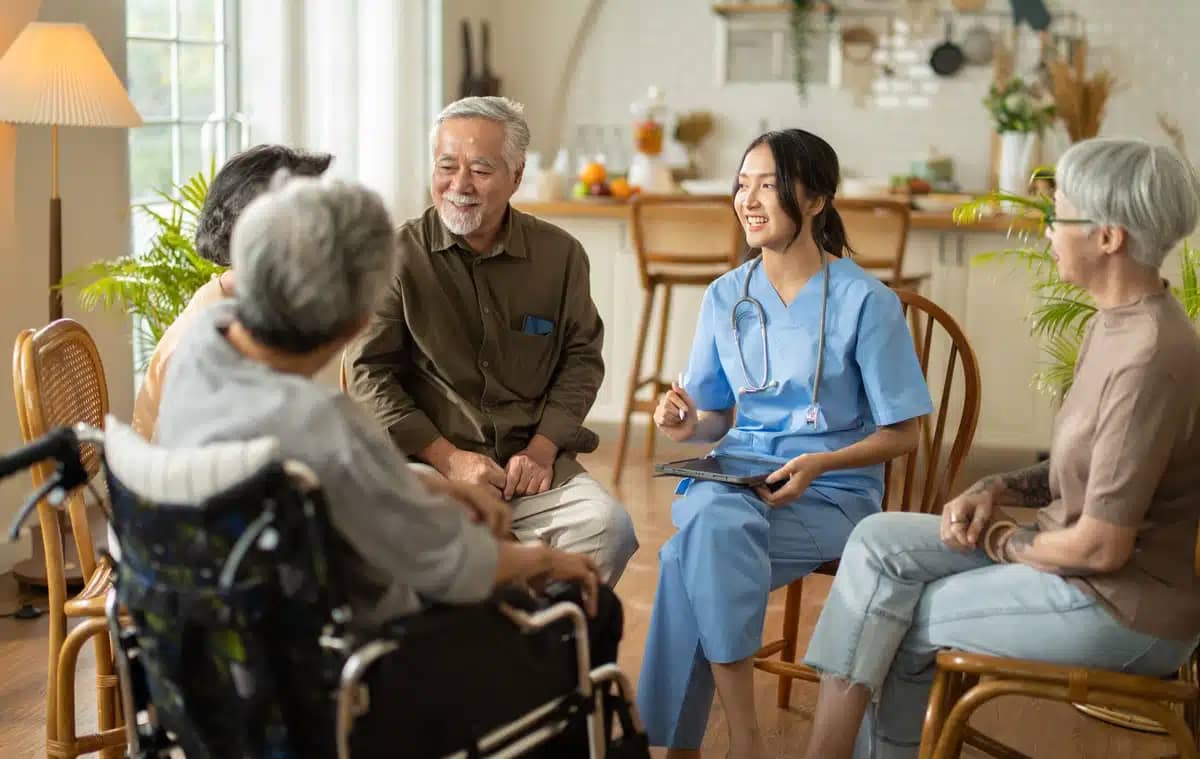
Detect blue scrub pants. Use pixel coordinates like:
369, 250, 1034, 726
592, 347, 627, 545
637, 479, 874, 748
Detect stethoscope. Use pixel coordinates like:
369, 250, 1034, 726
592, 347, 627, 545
729, 250, 829, 426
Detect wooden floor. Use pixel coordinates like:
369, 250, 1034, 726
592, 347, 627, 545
0, 423, 1183, 758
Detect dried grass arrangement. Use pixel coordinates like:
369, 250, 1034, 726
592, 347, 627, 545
1047, 55, 1118, 142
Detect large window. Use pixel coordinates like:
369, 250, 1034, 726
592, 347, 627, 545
124, 0, 240, 372
125, 0, 241, 214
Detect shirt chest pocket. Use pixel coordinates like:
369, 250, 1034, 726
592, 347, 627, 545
495, 328, 556, 399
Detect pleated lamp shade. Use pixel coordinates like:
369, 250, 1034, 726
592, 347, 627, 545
0, 22, 142, 128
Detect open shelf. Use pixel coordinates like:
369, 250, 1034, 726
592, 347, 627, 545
712, 4, 793, 18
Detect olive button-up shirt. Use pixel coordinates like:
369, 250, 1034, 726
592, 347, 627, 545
345, 205, 605, 487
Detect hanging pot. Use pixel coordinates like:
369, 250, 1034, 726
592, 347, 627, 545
840, 25, 879, 108
929, 20, 965, 77
961, 23, 995, 65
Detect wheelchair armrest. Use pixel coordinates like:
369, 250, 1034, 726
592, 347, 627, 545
336, 639, 400, 759
499, 600, 592, 699
590, 663, 645, 735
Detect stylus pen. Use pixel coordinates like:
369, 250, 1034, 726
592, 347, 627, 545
677, 372, 687, 421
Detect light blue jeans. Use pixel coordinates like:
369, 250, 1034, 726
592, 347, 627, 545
804, 513, 1199, 759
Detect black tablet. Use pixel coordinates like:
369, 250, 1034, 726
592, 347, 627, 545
653, 454, 781, 487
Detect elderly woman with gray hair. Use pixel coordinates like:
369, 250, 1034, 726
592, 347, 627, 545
796, 137, 1200, 759
132, 143, 332, 439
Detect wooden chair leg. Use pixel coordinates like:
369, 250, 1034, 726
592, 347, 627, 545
43, 519, 69, 751
646, 283, 673, 462
93, 631, 123, 759
1181, 647, 1200, 744
45, 610, 65, 752
56, 617, 110, 758
776, 580, 803, 709
919, 667, 956, 759
613, 286, 655, 483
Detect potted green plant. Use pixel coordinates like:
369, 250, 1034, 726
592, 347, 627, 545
984, 77, 1055, 199
954, 188, 1200, 398
59, 167, 223, 370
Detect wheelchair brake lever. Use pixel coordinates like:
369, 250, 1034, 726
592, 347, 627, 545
7, 472, 64, 541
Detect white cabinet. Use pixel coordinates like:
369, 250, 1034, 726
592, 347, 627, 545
961, 234, 1056, 450
566, 216, 701, 424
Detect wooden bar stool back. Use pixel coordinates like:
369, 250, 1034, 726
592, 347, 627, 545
612, 194, 741, 482
838, 198, 923, 289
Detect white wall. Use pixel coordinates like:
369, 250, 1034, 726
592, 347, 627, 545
464, 0, 1200, 191
441, 0, 597, 156
0, 0, 133, 572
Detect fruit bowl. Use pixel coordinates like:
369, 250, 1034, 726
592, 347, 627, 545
911, 193, 974, 214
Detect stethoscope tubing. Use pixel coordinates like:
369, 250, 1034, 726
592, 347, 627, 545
729, 253, 829, 416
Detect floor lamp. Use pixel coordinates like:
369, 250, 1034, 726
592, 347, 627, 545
0, 21, 142, 321
0, 23, 141, 597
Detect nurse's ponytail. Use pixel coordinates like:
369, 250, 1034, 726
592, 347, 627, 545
734, 129, 855, 261
813, 202, 853, 258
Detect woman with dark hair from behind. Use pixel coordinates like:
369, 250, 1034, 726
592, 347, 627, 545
131, 144, 333, 440
637, 129, 933, 757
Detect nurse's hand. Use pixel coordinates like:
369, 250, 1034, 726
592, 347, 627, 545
756, 454, 825, 507
939, 482, 997, 552
654, 381, 697, 442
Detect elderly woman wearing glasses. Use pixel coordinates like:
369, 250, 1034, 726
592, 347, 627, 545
797, 137, 1200, 759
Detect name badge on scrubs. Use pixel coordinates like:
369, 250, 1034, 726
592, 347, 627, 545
805, 405, 820, 426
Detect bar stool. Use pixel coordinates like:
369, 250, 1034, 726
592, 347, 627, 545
837, 198, 924, 289
612, 194, 741, 483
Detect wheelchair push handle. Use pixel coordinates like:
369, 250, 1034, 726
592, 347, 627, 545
3, 424, 101, 542
0, 427, 78, 479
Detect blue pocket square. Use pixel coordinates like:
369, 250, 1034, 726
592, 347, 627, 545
522, 315, 555, 336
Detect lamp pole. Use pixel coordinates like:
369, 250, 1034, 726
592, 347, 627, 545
50, 122, 61, 321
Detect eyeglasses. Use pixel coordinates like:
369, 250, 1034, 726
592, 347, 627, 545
1045, 214, 1093, 231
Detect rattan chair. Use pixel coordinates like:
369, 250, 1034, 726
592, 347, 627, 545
13, 319, 125, 758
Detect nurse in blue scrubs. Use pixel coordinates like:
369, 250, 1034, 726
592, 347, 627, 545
637, 129, 934, 758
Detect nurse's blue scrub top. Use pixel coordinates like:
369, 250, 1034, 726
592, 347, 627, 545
683, 255, 934, 498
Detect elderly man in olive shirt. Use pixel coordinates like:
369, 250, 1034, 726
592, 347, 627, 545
345, 96, 638, 583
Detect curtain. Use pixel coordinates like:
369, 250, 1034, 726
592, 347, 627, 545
240, 0, 432, 219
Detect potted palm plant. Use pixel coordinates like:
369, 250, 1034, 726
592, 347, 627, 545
59, 168, 223, 370
954, 187, 1200, 398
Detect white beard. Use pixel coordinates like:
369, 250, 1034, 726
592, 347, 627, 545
438, 194, 485, 235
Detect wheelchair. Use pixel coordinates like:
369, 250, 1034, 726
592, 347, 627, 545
3, 416, 649, 758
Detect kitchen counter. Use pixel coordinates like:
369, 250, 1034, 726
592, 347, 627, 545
514, 199, 1041, 234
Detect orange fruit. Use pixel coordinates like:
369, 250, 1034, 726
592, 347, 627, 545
579, 161, 607, 186
610, 177, 631, 199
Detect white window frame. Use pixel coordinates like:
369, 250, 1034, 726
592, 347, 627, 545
126, 0, 244, 205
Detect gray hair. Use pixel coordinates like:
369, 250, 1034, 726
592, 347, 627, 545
230, 174, 395, 353
195, 144, 333, 266
429, 96, 529, 174
1057, 137, 1200, 269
